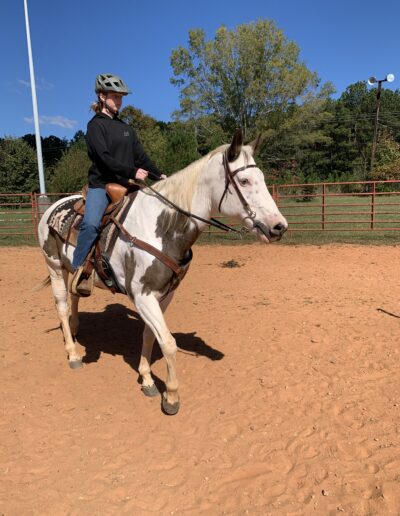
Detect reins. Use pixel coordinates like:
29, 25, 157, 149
139, 177, 242, 234
136, 150, 258, 234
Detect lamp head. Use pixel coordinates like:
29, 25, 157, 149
368, 76, 377, 85
386, 73, 395, 83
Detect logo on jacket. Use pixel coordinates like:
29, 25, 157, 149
123, 131, 130, 137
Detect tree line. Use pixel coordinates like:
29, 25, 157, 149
1, 19, 400, 194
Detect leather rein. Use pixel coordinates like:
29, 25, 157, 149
142, 150, 258, 233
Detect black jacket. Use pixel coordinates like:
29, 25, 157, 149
85, 112, 162, 188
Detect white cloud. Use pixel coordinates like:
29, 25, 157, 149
18, 78, 54, 91
24, 115, 78, 129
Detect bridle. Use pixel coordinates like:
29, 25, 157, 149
218, 151, 257, 220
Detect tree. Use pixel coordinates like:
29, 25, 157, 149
22, 133, 68, 168
371, 131, 400, 180
170, 20, 319, 134
258, 84, 334, 182
49, 144, 90, 193
0, 137, 39, 192
163, 122, 200, 173
69, 130, 86, 149
120, 105, 168, 172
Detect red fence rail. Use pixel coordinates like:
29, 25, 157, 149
1, 180, 400, 243
272, 179, 400, 232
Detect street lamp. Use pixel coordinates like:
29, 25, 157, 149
368, 73, 395, 175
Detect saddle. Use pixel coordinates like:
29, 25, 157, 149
73, 183, 133, 222
48, 183, 139, 294
74, 183, 140, 293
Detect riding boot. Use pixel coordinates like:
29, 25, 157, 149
69, 265, 95, 297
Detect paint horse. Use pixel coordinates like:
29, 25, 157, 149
38, 130, 288, 415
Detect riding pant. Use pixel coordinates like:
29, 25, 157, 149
72, 187, 109, 269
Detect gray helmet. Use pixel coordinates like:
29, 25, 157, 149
95, 73, 131, 95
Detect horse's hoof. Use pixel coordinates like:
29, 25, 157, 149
141, 384, 159, 397
162, 396, 180, 415
69, 359, 83, 369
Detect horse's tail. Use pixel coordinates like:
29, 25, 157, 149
32, 275, 51, 292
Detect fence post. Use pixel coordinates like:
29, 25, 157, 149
31, 192, 38, 240
271, 184, 276, 202
322, 183, 326, 230
371, 182, 376, 230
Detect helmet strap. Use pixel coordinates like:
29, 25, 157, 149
99, 93, 118, 117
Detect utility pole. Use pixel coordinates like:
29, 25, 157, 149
368, 73, 395, 175
23, 0, 50, 214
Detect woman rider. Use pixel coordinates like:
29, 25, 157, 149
70, 73, 165, 295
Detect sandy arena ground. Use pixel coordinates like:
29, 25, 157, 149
1, 244, 400, 515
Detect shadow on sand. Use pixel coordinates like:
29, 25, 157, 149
74, 303, 224, 389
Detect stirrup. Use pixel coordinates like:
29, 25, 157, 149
69, 266, 94, 297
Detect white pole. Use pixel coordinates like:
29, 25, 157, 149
23, 0, 46, 195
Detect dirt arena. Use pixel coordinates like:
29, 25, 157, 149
1, 243, 400, 515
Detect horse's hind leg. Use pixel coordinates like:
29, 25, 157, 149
139, 292, 174, 398
47, 266, 82, 369
135, 292, 179, 415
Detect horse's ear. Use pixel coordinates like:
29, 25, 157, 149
227, 129, 243, 162
248, 133, 264, 155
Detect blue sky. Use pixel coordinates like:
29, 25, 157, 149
1, 0, 399, 140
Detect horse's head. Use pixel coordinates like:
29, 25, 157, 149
208, 130, 288, 243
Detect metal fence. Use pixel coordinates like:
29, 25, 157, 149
271, 179, 400, 233
1, 180, 400, 244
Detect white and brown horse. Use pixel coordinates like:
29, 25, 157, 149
38, 130, 288, 414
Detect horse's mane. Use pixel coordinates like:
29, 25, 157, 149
150, 143, 253, 213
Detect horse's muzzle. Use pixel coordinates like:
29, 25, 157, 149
253, 220, 287, 242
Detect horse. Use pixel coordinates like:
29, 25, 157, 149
37, 130, 288, 415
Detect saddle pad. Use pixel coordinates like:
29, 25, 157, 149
47, 194, 135, 255
48, 197, 82, 244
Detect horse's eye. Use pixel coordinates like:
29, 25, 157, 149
239, 178, 250, 186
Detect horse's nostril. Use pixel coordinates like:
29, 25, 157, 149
273, 223, 286, 234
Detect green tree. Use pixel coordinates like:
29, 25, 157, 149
120, 105, 168, 172
49, 143, 90, 193
0, 137, 39, 192
170, 20, 319, 134
371, 131, 400, 180
259, 84, 334, 182
164, 122, 200, 173
69, 130, 86, 150
22, 133, 68, 168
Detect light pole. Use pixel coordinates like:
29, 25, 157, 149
23, 0, 50, 214
368, 73, 395, 175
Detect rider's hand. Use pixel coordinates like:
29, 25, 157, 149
160, 174, 167, 180
135, 168, 148, 180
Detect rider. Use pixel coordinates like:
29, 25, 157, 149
70, 73, 166, 296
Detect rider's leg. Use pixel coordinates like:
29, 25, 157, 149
72, 186, 109, 270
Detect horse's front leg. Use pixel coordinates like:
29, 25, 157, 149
139, 292, 174, 398
135, 292, 179, 415
69, 292, 80, 337
47, 266, 82, 369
